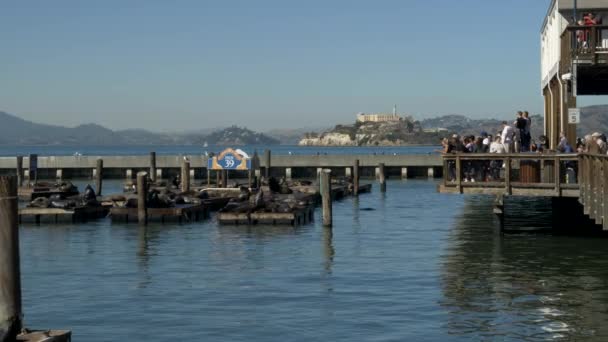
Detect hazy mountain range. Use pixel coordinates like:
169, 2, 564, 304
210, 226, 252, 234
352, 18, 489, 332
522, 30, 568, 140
1, 106, 607, 146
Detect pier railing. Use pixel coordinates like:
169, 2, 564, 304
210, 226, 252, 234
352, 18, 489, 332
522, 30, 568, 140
439, 153, 579, 197
578, 153, 608, 229
563, 25, 608, 63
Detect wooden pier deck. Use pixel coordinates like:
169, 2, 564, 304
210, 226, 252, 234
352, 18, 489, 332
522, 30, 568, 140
438, 153, 608, 231
19, 205, 109, 224
110, 203, 210, 223
438, 153, 580, 197
218, 205, 315, 226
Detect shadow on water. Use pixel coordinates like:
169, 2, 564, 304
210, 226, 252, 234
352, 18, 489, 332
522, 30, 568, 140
440, 195, 608, 341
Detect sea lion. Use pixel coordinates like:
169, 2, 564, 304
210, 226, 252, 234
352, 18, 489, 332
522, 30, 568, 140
29, 197, 50, 208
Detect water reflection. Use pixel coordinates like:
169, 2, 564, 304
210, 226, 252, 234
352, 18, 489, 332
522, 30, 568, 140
322, 227, 334, 275
441, 196, 608, 341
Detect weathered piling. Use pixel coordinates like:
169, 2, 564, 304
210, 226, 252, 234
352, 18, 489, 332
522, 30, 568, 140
95, 159, 103, 196
378, 163, 386, 192
216, 171, 221, 188
15, 157, 23, 188
221, 170, 228, 188
264, 150, 271, 179
248, 169, 253, 188
0, 176, 22, 340
181, 160, 190, 193
27, 154, 37, 185
149, 152, 157, 183
137, 172, 147, 225
353, 159, 360, 196
321, 169, 332, 227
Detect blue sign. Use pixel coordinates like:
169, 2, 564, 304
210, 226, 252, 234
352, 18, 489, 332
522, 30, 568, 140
208, 148, 251, 170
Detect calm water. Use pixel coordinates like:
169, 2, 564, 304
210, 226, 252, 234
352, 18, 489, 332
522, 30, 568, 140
18, 179, 608, 341
0, 144, 437, 157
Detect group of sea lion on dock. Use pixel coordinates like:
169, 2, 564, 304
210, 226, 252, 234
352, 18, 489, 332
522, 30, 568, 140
27, 182, 99, 209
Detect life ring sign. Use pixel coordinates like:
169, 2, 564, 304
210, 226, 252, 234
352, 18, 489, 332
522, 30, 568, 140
208, 148, 252, 170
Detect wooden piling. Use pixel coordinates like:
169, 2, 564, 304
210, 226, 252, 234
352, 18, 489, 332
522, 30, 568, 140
95, 159, 103, 196
248, 169, 253, 188
221, 170, 228, 188
264, 150, 271, 179
15, 157, 23, 188
216, 171, 221, 188
136, 172, 147, 225
0, 176, 22, 340
321, 169, 332, 227
181, 160, 190, 193
353, 159, 360, 196
149, 152, 157, 183
378, 163, 386, 193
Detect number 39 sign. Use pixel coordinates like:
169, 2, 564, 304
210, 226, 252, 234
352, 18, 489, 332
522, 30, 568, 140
208, 148, 251, 170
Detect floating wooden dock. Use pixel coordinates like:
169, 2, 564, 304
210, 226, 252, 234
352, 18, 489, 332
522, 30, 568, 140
19, 205, 109, 224
218, 205, 315, 226
18, 186, 79, 201
110, 203, 210, 223
17, 330, 72, 342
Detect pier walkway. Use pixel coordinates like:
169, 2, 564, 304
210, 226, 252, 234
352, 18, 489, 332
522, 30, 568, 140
0, 154, 442, 179
438, 153, 608, 230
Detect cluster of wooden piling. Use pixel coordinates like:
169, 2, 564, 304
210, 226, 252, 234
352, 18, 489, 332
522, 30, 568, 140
0, 176, 71, 341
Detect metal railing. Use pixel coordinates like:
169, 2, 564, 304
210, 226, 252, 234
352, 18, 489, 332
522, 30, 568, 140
441, 153, 579, 196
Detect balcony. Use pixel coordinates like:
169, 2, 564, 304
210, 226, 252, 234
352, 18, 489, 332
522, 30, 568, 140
562, 25, 608, 95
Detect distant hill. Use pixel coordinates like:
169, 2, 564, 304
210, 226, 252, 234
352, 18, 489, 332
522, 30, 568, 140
0, 111, 184, 145
202, 126, 279, 145
579, 105, 608, 136
421, 114, 545, 140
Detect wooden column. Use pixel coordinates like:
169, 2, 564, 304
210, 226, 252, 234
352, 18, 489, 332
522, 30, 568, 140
95, 159, 103, 196
456, 155, 462, 193
505, 156, 512, 195
137, 172, 147, 225
181, 160, 190, 193
353, 159, 360, 196
378, 163, 386, 193
15, 157, 23, 188
248, 169, 253, 189
603, 158, 608, 230
554, 156, 561, 197
221, 170, 228, 188
321, 169, 332, 227
149, 152, 157, 183
0, 176, 22, 340
264, 150, 271, 179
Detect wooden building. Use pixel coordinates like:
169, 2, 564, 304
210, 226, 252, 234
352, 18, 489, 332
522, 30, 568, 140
541, 0, 608, 148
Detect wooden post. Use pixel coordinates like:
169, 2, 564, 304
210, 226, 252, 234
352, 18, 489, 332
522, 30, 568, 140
221, 170, 228, 188
378, 163, 386, 193
137, 172, 147, 225
181, 159, 190, 193
149, 152, 157, 183
505, 156, 512, 195
15, 157, 23, 188
207, 167, 211, 187
216, 171, 221, 188
248, 169, 253, 188
0, 176, 22, 340
321, 169, 332, 227
456, 155, 462, 193
95, 158, 103, 196
353, 159, 360, 196
554, 156, 561, 197
600, 158, 608, 230
264, 150, 271, 179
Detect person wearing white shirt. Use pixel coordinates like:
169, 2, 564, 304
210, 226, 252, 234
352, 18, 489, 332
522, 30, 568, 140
501, 121, 514, 153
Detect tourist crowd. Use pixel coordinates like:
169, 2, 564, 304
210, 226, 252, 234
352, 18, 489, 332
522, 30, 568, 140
439, 110, 608, 183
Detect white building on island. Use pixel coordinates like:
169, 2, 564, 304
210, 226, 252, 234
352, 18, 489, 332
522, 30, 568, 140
357, 105, 402, 123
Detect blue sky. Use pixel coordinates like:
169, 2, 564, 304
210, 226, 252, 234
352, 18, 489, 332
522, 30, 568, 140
3, 0, 599, 131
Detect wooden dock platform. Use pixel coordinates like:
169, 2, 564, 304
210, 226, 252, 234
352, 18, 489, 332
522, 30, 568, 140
218, 205, 315, 226
19, 205, 109, 224
110, 203, 210, 223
